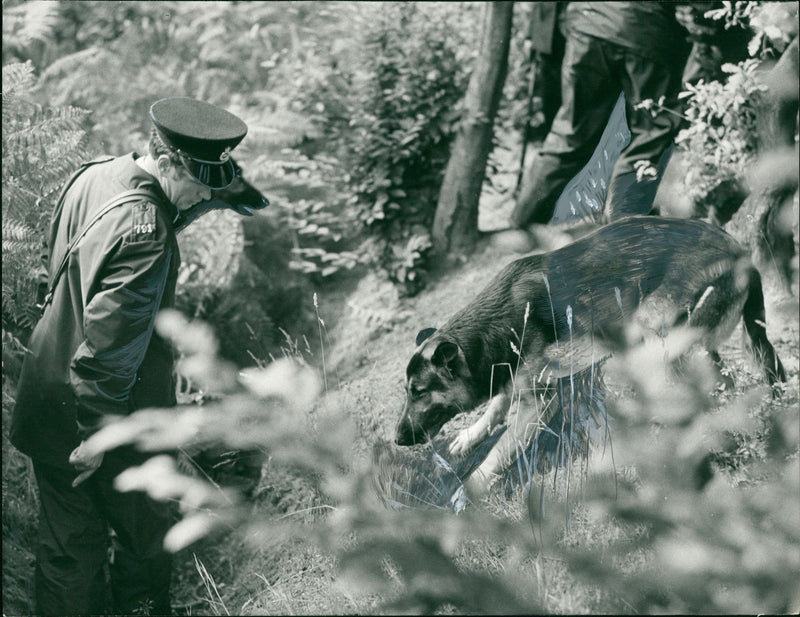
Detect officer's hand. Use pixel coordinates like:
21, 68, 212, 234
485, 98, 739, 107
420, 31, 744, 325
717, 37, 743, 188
69, 441, 104, 487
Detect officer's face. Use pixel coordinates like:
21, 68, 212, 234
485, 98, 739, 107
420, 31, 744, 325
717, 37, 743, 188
158, 157, 212, 210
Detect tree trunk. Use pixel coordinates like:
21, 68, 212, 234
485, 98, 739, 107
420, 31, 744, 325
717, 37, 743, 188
432, 1, 513, 258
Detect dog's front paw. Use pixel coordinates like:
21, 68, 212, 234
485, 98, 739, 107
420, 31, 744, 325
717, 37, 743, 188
449, 427, 478, 457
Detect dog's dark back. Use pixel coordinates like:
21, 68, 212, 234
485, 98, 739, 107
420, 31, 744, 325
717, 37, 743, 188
442, 218, 745, 384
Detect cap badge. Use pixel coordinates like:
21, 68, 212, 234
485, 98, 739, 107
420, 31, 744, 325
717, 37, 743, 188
219, 147, 232, 162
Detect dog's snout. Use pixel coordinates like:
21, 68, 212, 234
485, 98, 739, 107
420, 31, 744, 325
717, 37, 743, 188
394, 413, 415, 446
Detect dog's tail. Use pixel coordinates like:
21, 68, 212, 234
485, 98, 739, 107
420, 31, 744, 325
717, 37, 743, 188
742, 266, 786, 387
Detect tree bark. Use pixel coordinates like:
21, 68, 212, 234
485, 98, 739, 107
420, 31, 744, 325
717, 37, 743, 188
432, 1, 513, 258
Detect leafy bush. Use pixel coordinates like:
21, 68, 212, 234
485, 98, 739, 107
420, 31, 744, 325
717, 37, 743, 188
553, 337, 799, 614
5, 1, 341, 366
743, 1, 799, 57
176, 210, 317, 368
676, 59, 767, 218
290, 2, 481, 293
2, 61, 91, 337
4, 1, 489, 297
673, 1, 798, 221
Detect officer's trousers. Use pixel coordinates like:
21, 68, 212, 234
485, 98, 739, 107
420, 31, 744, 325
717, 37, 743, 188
32, 448, 173, 616
512, 31, 686, 227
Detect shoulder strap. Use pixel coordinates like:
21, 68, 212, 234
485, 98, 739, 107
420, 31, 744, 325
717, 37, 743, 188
40, 188, 159, 311
47, 157, 116, 252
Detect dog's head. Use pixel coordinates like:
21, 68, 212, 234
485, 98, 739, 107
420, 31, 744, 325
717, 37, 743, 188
174, 158, 270, 232
394, 327, 477, 446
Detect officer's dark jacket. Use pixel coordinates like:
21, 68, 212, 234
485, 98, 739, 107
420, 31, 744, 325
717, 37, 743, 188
11, 154, 181, 468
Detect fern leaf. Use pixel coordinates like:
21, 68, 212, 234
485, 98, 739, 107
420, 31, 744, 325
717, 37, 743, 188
1, 62, 36, 99
5, 1, 62, 45
2, 220, 37, 244
39, 47, 112, 84
1, 60, 91, 334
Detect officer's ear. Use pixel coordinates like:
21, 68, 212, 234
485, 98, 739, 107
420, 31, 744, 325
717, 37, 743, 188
156, 154, 178, 178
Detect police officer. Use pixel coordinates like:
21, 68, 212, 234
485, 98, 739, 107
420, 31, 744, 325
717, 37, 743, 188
10, 97, 254, 615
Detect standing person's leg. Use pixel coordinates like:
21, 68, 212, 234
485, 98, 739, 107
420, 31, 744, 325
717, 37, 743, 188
32, 461, 109, 616
512, 32, 620, 227
605, 52, 685, 219
91, 448, 175, 616
538, 19, 566, 134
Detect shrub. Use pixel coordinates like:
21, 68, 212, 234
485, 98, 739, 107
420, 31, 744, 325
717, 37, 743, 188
175, 210, 317, 368
673, 1, 798, 221
76, 311, 799, 615
676, 58, 767, 218
2, 61, 91, 338
291, 2, 482, 293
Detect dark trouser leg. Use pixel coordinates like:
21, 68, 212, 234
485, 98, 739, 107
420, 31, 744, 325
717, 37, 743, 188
32, 461, 109, 616
511, 32, 619, 227
539, 24, 566, 132
605, 51, 685, 219
91, 448, 174, 616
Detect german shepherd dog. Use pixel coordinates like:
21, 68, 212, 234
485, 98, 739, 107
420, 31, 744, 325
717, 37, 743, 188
395, 217, 786, 490
174, 157, 270, 232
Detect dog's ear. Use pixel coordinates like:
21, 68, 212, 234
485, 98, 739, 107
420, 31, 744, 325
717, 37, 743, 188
416, 327, 437, 346
431, 340, 459, 368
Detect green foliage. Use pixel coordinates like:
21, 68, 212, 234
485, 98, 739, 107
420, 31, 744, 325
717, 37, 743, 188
4, 4, 796, 614
172, 204, 317, 368
676, 59, 767, 215
3, 1, 487, 298
2, 0, 62, 68
291, 2, 481, 292
706, 1, 799, 57
673, 1, 799, 219
2, 2, 341, 377
2, 60, 90, 335
552, 340, 799, 614
2, 367, 37, 617
25, 2, 340, 153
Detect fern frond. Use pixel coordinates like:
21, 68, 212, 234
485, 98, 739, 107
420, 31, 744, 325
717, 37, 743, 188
1, 62, 36, 99
4, 1, 62, 45
2, 220, 37, 245
3, 104, 91, 138
1, 182, 40, 210
2, 59, 90, 335
4, 122, 89, 183
39, 47, 112, 84
29, 146, 90, 193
